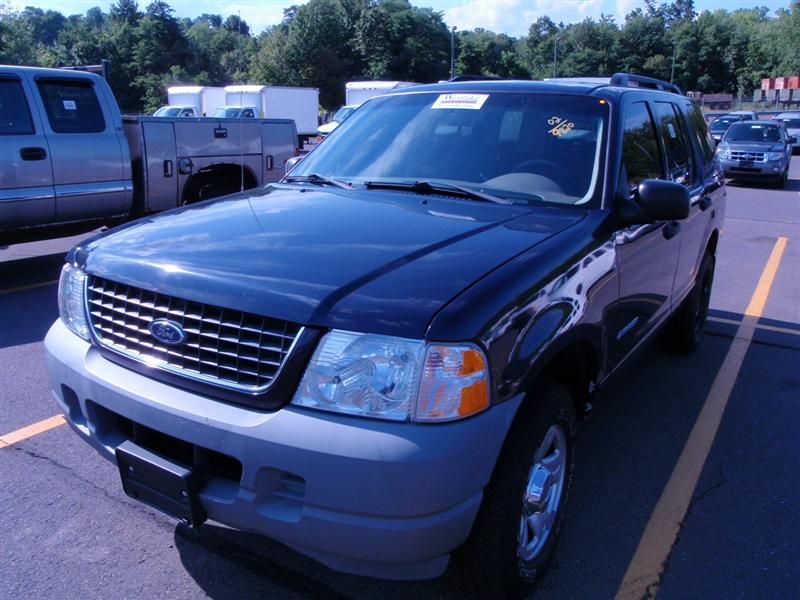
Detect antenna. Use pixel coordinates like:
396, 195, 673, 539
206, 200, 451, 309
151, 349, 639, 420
238, 10, 244, 193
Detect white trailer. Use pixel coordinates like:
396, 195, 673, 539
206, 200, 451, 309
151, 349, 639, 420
345, 81, 417, 107
167, 86, 226, 117
224, 85, 320, 141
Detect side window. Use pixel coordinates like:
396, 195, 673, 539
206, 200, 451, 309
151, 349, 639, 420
242, 109, 254, 119
0, 79, 35, 135
621, 101, 662, 189
653, 102, 692, 185
687, 105, 715, 166
36, 79, 105, 134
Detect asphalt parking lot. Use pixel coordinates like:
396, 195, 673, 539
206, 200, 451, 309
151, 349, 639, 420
1, 163, 798, 600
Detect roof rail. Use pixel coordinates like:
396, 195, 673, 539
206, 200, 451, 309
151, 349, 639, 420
448, 75, 505, 82
609, 72, 683, 95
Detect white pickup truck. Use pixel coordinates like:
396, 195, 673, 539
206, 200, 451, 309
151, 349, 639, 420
0, 65, 298, 241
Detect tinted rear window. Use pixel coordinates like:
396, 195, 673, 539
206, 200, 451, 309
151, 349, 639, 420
0, 79, 34, 135
36, 79, 105, 133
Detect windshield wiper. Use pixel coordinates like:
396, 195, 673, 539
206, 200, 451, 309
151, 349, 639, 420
283, 173, 352, 189
364, 180, 512, 205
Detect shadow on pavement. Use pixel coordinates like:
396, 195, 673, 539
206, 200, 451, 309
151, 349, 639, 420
0, 252, 67, 291
0, 284, 59, 348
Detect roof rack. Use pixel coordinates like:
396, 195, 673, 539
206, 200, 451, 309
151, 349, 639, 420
609, 72, 682, 95
58, 59, 110, 80
448, 75, 505, 82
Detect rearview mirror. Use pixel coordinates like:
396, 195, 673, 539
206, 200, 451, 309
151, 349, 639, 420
636, 179, 690, 221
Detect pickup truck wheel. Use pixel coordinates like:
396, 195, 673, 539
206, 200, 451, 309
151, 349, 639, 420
663, 251, 715, 353
449, 381, 575, 599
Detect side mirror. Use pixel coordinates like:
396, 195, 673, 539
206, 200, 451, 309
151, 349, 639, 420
790, 135, 797, 144
617, 179, 690, 225
285, 155, 304, 174
636, 179, 690, 221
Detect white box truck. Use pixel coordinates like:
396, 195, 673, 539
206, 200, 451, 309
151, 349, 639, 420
157, 86, 226, 117
223, 85, 319, 144
345, 81, 416, 107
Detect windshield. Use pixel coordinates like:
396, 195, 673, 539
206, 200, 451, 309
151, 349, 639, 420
710, 117, 740, 129
293, 92, 608, 206
725, 123, 783, 143
775, 117, 800, 128
212, 107, 242, 118
333, 107, 356, 123
155, 107, 181, 117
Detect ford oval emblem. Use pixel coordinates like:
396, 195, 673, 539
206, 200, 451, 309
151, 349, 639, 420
149, 319, 186, 345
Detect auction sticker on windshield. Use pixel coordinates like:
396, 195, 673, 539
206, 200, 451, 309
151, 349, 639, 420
432, 94, 489, 110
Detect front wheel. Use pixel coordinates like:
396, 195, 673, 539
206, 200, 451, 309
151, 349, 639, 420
449, 381, 576, 599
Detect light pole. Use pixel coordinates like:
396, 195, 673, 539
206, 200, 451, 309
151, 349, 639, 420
450, 26, 457, 79
670, 41, 677, 83
552, 36, 558, 78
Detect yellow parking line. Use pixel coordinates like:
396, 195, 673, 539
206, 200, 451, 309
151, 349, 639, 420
0, 414, 66, 448
615, 236, 788, 600
707, 315, 800, 337
0, 279, 59, 295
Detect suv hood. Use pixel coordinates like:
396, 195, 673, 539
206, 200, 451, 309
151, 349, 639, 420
723, 141, 783, 152
76, 186, 584, 337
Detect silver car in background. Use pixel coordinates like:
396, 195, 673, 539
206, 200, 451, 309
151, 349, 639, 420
772, 111, 800, 153
717, 120, 794, 188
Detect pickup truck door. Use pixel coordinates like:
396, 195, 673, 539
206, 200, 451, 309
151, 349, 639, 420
0, 73, 55, 230
608, 101, 680, 368
34, 76, 129, 223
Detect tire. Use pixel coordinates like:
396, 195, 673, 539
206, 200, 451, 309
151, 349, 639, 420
662, 251, 715, 353
449, 381, 576, 599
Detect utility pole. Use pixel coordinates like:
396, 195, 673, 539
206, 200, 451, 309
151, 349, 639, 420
552, 36, 558, 78
450, 26, 457, 79
670, 41, 677, 83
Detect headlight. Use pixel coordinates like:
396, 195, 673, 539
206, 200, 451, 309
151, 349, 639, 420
292, 330, 490, 422
717, 145, 730, 159
58, 263, 90, 340
767, 151, 785, 161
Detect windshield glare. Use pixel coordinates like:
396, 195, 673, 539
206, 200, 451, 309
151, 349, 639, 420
294, 92, 608, 206
155, 107, 181, 116
725, 123, 782, 143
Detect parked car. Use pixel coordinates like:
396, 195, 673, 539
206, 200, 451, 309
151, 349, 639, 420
45, 73, 724, 598
316, 104, 357, 139
717, 120, 794, 187
708, 114, 745, 144
772, 111, 800, 153
728, 109, 757, 121
153, 105, 198, 117
0, 65, 297, 240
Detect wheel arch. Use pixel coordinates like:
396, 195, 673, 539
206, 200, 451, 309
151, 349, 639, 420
181, 163, 258, 204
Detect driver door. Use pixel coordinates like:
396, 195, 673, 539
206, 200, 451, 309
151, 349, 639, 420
608, 100, 681, 369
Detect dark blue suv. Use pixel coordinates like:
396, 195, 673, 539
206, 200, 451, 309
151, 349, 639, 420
46, 73, 725, 598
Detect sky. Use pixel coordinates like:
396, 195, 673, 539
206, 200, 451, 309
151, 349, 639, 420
4, 0, 792, 38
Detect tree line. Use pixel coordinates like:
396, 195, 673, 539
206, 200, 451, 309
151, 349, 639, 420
1, 0, 798, 113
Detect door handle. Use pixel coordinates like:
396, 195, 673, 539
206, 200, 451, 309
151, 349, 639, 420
699, 196, 712, 211
663, 220, 681, 240
20, 147, 47, 161
163, 160, 173, 177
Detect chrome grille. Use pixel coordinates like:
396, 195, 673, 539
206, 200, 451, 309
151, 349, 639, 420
86, 276, 302, 392
730, 150, 766, 162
